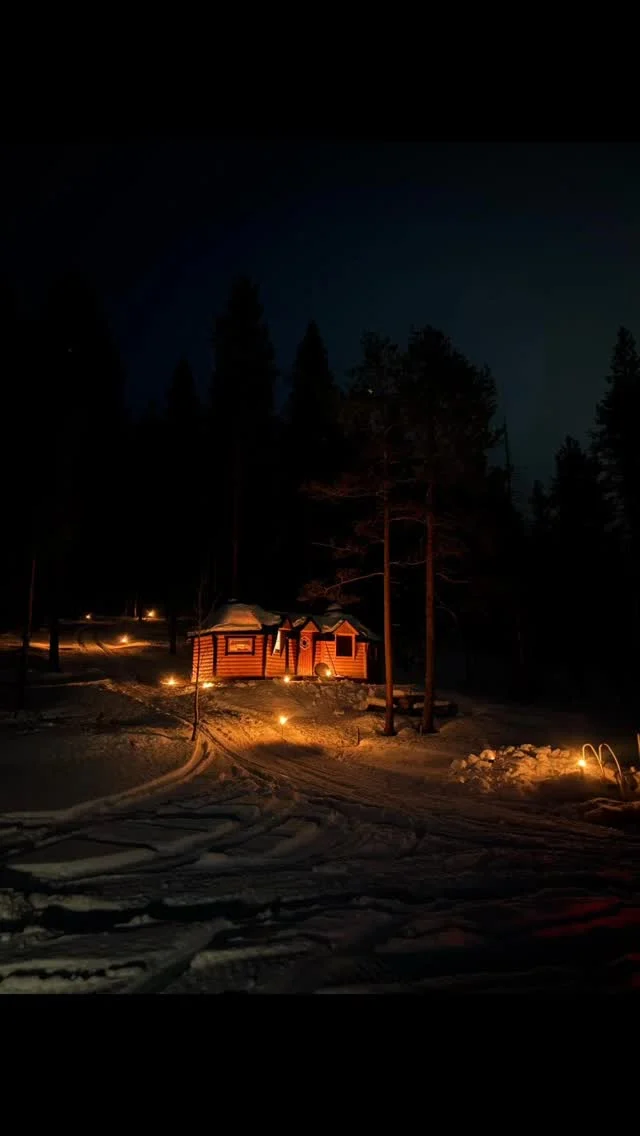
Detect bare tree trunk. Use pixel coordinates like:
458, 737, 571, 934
16, 555, 36, 712
191, 571, 204, 742
231, 448, 241, 597
383, 471, 395, 737
49, 594, 60, 673
423, 479, 436, 733
168, 588, 177, 656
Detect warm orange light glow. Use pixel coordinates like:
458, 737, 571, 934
279, 715, 288, 726
162, 676, 177, 687
146, 609, 156, 619
85, 613, 92, 621
202, 681, 213, 689
283, 675, 291, 683
577, 758, 587, 769
120, 635, 129, 644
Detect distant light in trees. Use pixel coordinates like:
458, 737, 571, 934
146, 609, 156, 619
85, 613, 92, 621
119, 635, 129, 644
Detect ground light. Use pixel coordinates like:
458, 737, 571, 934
279, 714, 288, 740
85, 613, 92, 621
202, 681, 213, 689
162, 676, 177, 687
146, 609, 156, 619
119, 635, 129, 644
283, 675, 291, 684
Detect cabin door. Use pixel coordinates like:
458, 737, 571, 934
297, 632, 315, 676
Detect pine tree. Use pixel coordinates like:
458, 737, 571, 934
548, 435, 612, 699
165, 359, 201, 652
36, 273, 127, 623
591, 327, 640, 702
210, 278, 278, 600
302, 334, 406, 736
284, 321, 343, 601
401, 327, 499, 730
593, 327, 640, 550
287, 321, 341, 477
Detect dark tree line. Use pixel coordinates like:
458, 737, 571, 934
2, 269, 638, 724
525, 327, 640, 714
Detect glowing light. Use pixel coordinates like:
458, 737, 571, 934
202, 681, 213, 689
577, 758, 587, 769
162, 676, 177, 687
85, 613, 92, 621
119, 635, 129, 644
146, 609, 156, 619
279, 715, 288, 726
283, 675, 291, 684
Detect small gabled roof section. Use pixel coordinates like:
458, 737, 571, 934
316, 603, 381, 641
290, 603, 380, 641
296, 615, 322, 634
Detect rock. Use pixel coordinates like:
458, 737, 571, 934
479, 748, 496, 762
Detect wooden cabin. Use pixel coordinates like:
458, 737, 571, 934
189, 601, 379, 682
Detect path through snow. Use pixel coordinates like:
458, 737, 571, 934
1, 619, 639, 994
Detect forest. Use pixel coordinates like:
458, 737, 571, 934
2, 272, 639, 727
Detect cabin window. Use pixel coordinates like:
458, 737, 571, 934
226, 637, 255, 655
335, 635, 353, 658
300, 635, 311, 651
272, 628, 283, 655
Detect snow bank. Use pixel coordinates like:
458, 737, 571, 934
449, 743, 624, 796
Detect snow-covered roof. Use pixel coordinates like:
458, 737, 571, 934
297, 605, 381, 641
191, 601, 379, 640
198, 601, 281, 634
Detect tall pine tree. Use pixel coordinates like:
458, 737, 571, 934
401, 327, 499, 729
210, 278, 278, 601
284, 320, 343, 601
165, 359, 201, 651
591, 326, 640, 703
593, 327, 640, 550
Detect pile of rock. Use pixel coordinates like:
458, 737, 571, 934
449, 743, 620, 795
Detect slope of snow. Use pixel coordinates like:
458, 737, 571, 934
2, 618, 640, 994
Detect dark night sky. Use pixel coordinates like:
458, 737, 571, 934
3, 139, 640, 497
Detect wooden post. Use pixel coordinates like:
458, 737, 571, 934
382, 451, 395, 737
16, 555, 36, 712
422, 475, 436, 733
191, 574, 204, 742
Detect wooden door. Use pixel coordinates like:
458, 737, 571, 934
297, 632, 314, 676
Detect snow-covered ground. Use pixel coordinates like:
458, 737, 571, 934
0, 618, 639, 994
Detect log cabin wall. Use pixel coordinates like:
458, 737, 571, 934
214, 633, 265, 678
191, 634, 214, 681
313, 623, 368, 679
265, 632, 287, 677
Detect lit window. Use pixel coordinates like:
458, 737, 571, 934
335, 635, 353, 658
273, 628, 282, 655
226, 637, 255, 655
